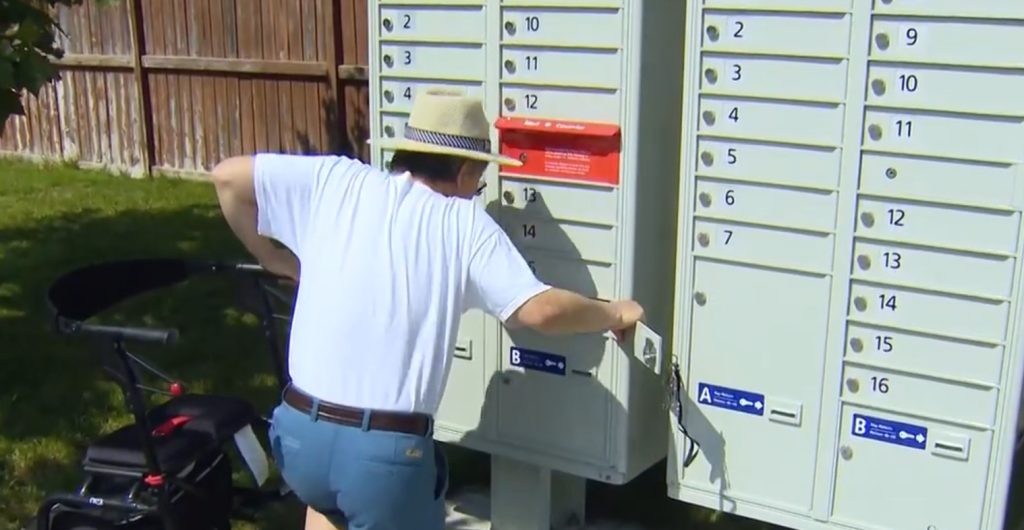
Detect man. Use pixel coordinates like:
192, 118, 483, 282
210, 88, 645, 529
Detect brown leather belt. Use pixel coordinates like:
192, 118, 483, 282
283, 385, 432, 436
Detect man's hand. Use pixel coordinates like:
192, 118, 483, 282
609, 299, 645, 342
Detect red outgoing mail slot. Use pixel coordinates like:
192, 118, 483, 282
495, 117, 622, 186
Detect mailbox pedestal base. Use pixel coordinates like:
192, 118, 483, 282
490, 455, 587, 530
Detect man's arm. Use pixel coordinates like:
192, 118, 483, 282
466, 223, 644, 340
210, 155, 299, 280
508, 288, 643, 340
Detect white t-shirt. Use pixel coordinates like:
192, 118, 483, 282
253, 153, 551, 415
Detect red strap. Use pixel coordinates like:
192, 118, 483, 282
152, 415, 191, 437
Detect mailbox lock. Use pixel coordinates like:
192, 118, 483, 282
504, 97, 516, 111
698, 192, 712, 207
867, 124, 883, 141
383, 54, 394, 68
383, 89, 394, 103
382, 18, 393, 32
860, 212, 876, 228
504, 59, 517, 74
856, 255, 871, 270
706, 25, 720, 42
694, 292, 708, 306
697, 232, 710, 247
504, 20, 517, 35
384, 125, 395, 138
853, 296, 867, 312
871, 78, 886, 96
702, 110, 716, 126
700, 151, 714, 167
849, 337, 864, 353
704, 68, 718, 85
885, 167, 898, 179
875, 32, 891, 51
840, 445, 853, 460
845, 378, 860, 393
502, 190, 515, 205
519, 152, 528, 163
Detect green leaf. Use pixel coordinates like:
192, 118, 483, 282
0, 59, 15, 90
0, 88, 26, 120
12, 51, 56, 95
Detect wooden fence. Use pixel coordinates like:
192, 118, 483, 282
0, 0, 371, 177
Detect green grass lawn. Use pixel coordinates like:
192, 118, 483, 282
0, 157, 306, 529
7, 156, 1020, 530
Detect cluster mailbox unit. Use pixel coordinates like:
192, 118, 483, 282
366, 0, 1024, 529
367, 0, 687, 527
670, 1, 1024, 530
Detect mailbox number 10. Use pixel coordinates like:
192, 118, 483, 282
525, 15, 540, 31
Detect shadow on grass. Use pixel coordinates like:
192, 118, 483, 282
0, 198, 303, 529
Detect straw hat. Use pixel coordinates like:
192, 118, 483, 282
369, 87, 522, 166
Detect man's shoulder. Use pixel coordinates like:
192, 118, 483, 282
254, 152, 378, 182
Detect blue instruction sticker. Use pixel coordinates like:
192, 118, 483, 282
697, 382, 764, 416
510, 347, 566, 376
851, 413, 927, 450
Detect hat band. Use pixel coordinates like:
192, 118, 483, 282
404, 125, 491, 154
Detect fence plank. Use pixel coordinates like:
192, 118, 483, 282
128, 0, 151, 175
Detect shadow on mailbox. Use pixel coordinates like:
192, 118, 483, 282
674, 381, 732, 512
454, 186, 626, 504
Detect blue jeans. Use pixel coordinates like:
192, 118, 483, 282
267, 397, 449, 529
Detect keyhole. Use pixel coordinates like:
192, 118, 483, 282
382, 18, 393, 31
853, 297, 867, 312
849, 337, 864, 353
504, 21, 517, 35
702, 110, 716, 126
502, 190, 515, 204
504, 97, 516, 111
846, 378, 860, 393
871, 79, 886, 96
856, 255, 872, 270
504, 60, 517, 74
700, 151, 714, 167
383, 90, 394, 103
860, 212, 876, 228
875, 33, 891, 50
383, 55, 394, 68
706, 25, 720, 42
868, 124, 883, 141
704, 68, 718, 84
